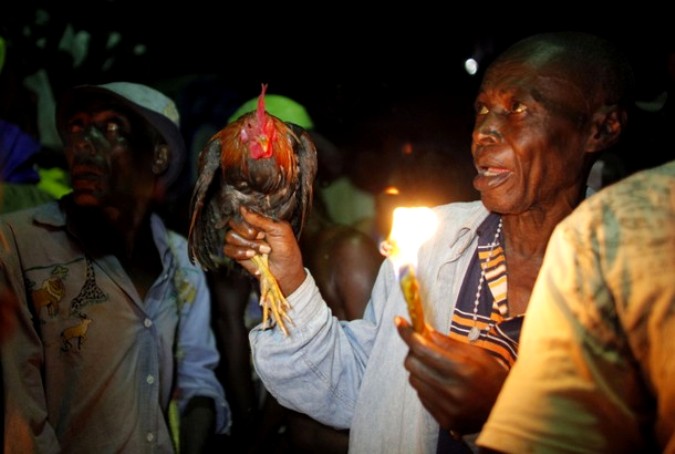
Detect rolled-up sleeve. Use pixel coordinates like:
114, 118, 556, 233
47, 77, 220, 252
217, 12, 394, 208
176, 264, 231, 434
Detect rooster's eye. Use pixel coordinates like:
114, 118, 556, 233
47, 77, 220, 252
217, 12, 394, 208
476, 105, 489, 115
511, 102, 527, 114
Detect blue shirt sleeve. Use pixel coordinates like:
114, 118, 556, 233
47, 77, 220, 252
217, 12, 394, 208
170, 234, 231, 434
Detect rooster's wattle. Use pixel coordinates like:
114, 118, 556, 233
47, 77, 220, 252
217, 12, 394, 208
188, 84, 318, 335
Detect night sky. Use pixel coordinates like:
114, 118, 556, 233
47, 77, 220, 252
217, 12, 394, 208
3, 5, 674, 183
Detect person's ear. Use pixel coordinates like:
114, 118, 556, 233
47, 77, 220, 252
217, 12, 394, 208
586, 105, 626, 154
152, 144, 170, 176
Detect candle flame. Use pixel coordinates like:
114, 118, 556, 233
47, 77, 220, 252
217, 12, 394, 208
382, 206, 437, 334
383, 207, 438, 270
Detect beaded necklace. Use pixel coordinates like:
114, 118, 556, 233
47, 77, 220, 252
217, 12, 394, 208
467, 217, 503, 342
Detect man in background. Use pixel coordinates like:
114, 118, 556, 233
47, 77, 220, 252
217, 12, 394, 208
1, 82, 229, 453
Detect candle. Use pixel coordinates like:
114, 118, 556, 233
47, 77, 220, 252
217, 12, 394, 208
382, 207, 438, 334
399, 264, 426, 333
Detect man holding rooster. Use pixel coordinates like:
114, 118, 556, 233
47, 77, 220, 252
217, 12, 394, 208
222, 32, 634, 452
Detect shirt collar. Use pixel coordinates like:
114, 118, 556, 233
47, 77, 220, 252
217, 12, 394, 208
32, 198, 173, 270
476, 212, 501, 244
31, 199, 67, 227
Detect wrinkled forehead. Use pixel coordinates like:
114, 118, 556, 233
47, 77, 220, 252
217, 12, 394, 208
483, 47, 588, 92
58, 96, 159, 146
60, 97, 156, 140
480, 55, 591, 119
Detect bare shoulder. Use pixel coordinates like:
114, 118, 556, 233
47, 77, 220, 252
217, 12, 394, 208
302, 223, 384, 320
323, 225, 382, 263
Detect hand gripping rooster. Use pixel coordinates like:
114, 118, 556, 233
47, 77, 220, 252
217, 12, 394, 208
188, 84, 318, 335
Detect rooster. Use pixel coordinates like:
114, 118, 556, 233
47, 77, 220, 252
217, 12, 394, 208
188, 84, 318, 335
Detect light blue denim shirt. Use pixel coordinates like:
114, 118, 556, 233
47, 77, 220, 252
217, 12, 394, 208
1, 200, 229, 454
250, 201, 489, 453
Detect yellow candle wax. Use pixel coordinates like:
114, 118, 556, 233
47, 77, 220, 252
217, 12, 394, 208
399, 264, 426, 334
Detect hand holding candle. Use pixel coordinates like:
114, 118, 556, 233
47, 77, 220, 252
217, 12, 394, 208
399, 264, 426, 333
381, 207, 438, 333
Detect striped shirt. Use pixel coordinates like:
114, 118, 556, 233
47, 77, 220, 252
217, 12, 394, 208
448, 213, 523, 369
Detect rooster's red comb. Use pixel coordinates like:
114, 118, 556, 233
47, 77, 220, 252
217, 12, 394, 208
257, 83, 268, 125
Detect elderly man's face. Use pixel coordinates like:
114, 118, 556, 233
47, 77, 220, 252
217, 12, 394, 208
470, 56, 593, 216
62, 101, 157, 209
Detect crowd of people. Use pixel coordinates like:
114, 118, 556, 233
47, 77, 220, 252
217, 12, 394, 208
0, 29, 673, 454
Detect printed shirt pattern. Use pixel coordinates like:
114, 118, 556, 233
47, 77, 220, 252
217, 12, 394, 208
0, 201, 228, 454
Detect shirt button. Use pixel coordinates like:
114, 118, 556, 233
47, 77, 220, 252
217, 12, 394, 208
146, 432, 154, 442
144, 318, 153, 328
146, 375, 155, 384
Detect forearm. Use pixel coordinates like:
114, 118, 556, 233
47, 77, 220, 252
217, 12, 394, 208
180, 396, 215, 454
216, 315, 258, 430
250, 272, 366, 429
209, 270, 258, 434
175, 265, 230, 434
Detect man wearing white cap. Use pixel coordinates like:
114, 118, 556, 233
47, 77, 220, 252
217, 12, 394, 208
0, 82, 230, 453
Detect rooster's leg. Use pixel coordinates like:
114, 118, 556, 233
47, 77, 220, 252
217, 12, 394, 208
251, 254, 292, 336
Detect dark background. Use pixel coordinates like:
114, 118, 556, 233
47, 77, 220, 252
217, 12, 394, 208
3, 4, 674, 190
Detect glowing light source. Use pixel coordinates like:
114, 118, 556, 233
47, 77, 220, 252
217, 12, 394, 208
464, 58, 478, 75
383, 186, 400, 196
381, 207, 438, 333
